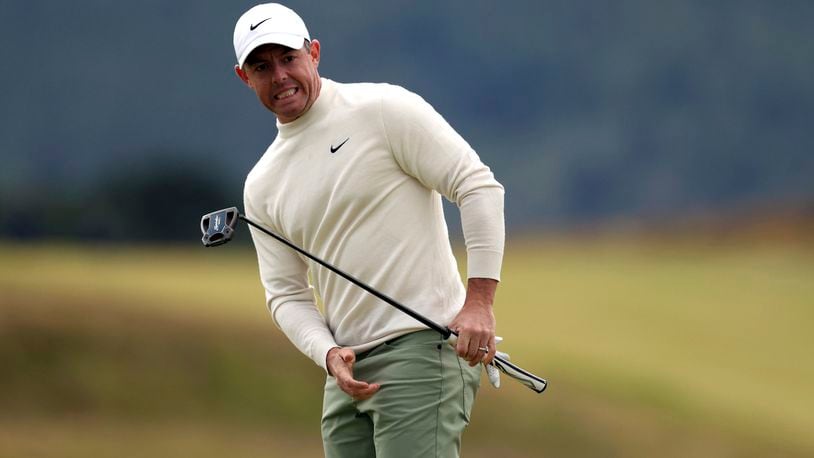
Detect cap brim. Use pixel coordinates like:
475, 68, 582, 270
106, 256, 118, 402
238, 33, 306, 67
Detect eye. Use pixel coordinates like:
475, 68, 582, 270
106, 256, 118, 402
253, 63, 268, 72
283, 55, 296, 64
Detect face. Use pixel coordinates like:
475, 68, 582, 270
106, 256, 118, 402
235, 40, 322, 123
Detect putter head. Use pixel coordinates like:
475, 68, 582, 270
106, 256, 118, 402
201, 207, 240, 247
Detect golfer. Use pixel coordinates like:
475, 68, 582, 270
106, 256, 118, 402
233, 4, 505, 457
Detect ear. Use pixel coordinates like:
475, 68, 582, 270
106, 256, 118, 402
235, 65, 252, 87
309, 39, 321, 67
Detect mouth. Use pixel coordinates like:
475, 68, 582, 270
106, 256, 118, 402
274, 87, 298, 100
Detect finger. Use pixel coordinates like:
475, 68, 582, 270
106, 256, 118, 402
337, 376, 367, 395
473, 335, 494, 366
351, 383, 381, 401
335, 366, 371, 391
455, 330, 471, 359
468, 343, 484, 366
465, 331, 485, 363
340, 378, 369, 392
341, 350, 356, 370
483, 334, 497, 366
340, 378, 380, 400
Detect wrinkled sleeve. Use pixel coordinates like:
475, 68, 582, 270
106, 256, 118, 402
379, 87, 505, 280
244, 191, 338, 371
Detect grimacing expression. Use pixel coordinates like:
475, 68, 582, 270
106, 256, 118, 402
236, 40, 322, 123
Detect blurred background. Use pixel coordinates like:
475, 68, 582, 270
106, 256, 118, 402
1, 1, 812, 457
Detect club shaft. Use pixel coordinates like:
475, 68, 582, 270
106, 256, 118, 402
239, 214, 547, 393
240, 215, 452, 338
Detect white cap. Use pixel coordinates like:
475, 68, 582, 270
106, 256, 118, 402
233, 3, 310, 68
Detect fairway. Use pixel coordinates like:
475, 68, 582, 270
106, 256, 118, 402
1, 236, 812, 457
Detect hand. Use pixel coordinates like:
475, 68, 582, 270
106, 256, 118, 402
448, 278, 497, 367
326, 347, 380, 401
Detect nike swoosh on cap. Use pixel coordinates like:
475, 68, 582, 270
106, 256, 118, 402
250, 17, 271, 31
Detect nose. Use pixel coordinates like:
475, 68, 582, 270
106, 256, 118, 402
270, 64, 287, 85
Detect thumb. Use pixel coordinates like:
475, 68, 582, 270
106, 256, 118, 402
342, 350, 356, 368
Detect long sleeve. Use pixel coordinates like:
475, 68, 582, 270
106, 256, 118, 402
244, 191, 338, 371
379, 87, 505, 281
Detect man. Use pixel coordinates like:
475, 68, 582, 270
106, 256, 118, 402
233, 3, 505, 457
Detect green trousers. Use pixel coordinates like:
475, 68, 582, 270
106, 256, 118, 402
321, 330, 481, 458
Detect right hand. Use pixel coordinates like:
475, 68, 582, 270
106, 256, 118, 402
326, 347, 380, 401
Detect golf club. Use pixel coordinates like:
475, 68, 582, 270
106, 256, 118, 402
201, 207, 547, 393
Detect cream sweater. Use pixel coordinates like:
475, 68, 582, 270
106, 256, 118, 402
244, 78, 504, 370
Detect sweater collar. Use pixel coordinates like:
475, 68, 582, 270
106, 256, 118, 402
276, 78, 335, 138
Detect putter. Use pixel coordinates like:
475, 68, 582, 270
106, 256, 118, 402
201, 207, 547, 393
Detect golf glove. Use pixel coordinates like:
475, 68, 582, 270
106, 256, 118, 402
485, 336, 508, 388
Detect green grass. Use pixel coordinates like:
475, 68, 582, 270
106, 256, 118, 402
499, 237, 814, 445
1, 237, 812, 457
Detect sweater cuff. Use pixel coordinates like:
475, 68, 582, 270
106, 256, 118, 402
315, 340, 341, 373
467, 249, 503, 282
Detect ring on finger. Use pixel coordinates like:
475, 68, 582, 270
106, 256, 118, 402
478, 346, 489, 353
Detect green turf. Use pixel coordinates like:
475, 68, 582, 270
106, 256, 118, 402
1, 237, 811, 457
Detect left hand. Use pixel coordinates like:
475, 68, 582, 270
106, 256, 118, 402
448, 278, 497, 367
